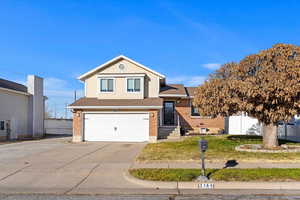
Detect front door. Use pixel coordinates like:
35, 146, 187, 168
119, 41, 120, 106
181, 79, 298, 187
163, 101, 175, 125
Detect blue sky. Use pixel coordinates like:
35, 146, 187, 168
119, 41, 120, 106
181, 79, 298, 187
1, 0, 300, 118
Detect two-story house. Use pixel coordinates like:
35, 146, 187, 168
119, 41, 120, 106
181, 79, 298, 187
68, 55, 224, 143
0, 75, 45, 141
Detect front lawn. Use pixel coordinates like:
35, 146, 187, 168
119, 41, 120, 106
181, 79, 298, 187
129, 168, 300, 182
137, 135, 300, 162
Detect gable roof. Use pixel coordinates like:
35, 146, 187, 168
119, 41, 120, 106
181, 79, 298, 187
78, 55, 165, 80
185, 87, 196, 97
68, 97, 163, 109
159, 84, 187, 97
158, 85, 198, 98
0, 78, 27, 93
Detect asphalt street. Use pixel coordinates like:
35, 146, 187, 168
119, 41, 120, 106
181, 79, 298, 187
1, 194, 300, 200
1, 137, 300, 197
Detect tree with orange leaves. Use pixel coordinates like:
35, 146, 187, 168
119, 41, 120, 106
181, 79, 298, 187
194, 44, 300, 148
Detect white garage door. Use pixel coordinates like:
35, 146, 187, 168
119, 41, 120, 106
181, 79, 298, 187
84, 113, 149, 142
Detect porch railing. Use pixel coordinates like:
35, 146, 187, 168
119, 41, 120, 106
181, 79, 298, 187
160, 110, 181, 127
175, 110, 180, 128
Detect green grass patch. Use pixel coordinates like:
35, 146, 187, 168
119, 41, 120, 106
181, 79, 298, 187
129, 168, 300, 182
137, 135, 300, 162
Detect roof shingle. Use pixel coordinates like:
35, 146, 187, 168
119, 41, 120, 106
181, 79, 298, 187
185, 87, 196, 97
159, 84, 187, 96
69, 97, 163, 108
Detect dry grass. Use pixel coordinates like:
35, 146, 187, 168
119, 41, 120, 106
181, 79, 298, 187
130, 168, 300, 182
137, 135, 300, 162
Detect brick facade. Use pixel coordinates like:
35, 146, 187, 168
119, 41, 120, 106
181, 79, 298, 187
71, 98, 224, 142
72, 110, 83, 142
149, 110, 158, 142
174, 98, 224, 133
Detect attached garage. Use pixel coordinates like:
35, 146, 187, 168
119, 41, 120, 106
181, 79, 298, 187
84, 113, 150, 142
69, 97, 163, 143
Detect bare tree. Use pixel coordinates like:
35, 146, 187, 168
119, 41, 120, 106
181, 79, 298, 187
44, 103, 53, 119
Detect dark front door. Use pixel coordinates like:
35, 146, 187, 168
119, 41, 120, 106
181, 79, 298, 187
163, 101, 175, 125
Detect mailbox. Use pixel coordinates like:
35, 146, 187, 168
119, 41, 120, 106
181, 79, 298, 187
197, 138, 209, 181
199, 139, 208, 152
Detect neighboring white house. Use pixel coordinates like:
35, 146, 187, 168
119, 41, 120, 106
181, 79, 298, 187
0, 75, 45, 141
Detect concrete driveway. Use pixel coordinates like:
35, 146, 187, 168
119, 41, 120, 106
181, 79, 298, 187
0, 137, 148, 194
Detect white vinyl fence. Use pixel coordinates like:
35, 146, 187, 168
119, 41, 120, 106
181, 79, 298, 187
278, 123, 300, 142
228, 113, 300, 142
227, 114, 261, 135
44, 118, 73, 135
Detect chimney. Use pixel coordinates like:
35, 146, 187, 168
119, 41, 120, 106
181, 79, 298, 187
27, 75, 44, 138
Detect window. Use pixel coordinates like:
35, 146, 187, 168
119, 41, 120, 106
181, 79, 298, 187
0, 121, 4, 130
100, 79, 114, 92
127, 78, 141, 92
191, 105, 200, 116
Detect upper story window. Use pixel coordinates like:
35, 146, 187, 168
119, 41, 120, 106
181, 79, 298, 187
191, 105, 200, 116
127, 78, 141, 92
100, 78, 114, 92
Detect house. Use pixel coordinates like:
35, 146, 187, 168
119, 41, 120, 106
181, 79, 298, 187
0, 75, 45, 141
68, 55, 224, 143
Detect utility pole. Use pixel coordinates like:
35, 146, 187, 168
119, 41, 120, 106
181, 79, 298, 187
54, 103, 57, 119
74, 90, 77, 101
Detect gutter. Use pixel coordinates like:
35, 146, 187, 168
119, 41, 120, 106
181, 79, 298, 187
0, 87, 30, 96
159, 94, 188, 97
67, 106, 163, 109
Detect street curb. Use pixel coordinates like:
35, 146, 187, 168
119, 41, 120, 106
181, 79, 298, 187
124, 170, 178, 189
124, 170, 300, 190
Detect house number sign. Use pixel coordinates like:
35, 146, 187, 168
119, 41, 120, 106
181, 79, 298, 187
199, 183, 214, 189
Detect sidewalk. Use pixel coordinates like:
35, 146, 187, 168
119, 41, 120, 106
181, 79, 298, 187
132, 161, 300, 169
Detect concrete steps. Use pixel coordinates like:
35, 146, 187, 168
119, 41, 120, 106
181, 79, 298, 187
158, 126, 181, 139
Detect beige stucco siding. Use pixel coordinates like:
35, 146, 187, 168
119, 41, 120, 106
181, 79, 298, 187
0, 89, 29, 139
85, 75, 98, 98
85, 59, 160, 99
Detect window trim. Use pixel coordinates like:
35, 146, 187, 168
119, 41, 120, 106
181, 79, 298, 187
190, 99, 201, 117
126, 77, 142, 93
191, 104, 200, 117
189, 99, 212, 118
98, 78, 115, 93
